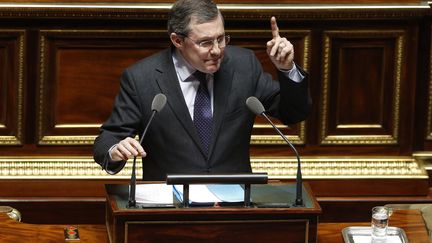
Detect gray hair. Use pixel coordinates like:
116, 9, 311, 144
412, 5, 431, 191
167, 0, 222, 36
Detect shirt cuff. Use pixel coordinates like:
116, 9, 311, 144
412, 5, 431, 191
108, 144, 120, 162
279, 63, 304, 83
105, 144, 126, 175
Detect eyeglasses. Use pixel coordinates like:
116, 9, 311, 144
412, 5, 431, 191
179, 34, 230, 50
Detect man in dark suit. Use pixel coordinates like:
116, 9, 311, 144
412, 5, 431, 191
93, 0, 311, 181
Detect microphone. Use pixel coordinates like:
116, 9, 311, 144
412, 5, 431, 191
246, 96, 304, 207
128, 93, 167, 208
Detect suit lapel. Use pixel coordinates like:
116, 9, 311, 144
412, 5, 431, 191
155, 49, 204, 152
208, 59, 234, 158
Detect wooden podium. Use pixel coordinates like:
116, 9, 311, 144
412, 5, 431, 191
105, 182, 321, 243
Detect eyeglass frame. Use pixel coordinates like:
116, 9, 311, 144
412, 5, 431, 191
177, 33, 230, 50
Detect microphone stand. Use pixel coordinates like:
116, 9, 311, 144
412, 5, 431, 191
128, 110, 157, 208
260, 112, 304, 207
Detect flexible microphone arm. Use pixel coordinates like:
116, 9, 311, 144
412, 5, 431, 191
246, 96, 304, 207
128, 94, 167, 208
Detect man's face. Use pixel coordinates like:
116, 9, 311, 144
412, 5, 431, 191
172, 14, 226, 74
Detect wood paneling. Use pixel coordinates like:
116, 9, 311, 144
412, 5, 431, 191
37, 30, 169, 145
425, 25, 432, 149
320, 29, 405, 145
0, 30, 25, 146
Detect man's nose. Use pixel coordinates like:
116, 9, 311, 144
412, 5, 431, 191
210, 41, 221, 55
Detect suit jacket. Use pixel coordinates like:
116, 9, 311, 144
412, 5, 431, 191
93, 45, 311, 181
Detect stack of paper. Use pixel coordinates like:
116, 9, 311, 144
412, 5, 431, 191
134, 184, 174, 204
173, 184, 244, 205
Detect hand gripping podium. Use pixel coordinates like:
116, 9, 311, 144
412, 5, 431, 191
105, 174, 321, 243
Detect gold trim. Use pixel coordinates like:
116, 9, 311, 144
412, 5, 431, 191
0, 136, 24, 145
40, 134, 139, 145
427, 25, 432, 140
321, 33, 331, 144
0, 30, 24, 146
320, 30, 403, 145
393, 34, 403, 141
321, 135, 397, 145
337, 124, 382, 129
303, 31, 310, 71
38, 33, 45, 145
251, 156, 427, 179
413, 151, 432, 157
0, 156, 426, 179
253, 124, 289, 129
17, 33, 24, 144
413, 151, 432, 170
39, 135, 97, 145
55, 124, 101, 128
0, 3, 428, 20
0, 157, 142, 179
251, 135, 303, 145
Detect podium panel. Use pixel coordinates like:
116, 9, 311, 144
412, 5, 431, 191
127, 219, 309, 242
105, 183, 321, 243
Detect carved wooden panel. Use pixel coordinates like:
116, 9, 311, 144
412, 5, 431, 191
0, 30, 25, 146
320, 29, 405, 145
426, 25, 432, 143
37, 30, 170, 145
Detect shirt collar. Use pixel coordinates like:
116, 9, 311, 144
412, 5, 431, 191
173, 49, 196, 82
172, 49, 214, 82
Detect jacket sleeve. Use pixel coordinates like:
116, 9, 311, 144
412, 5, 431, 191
93, 69, 143, 174
275, 65, 312, 124
249, 48, 311, 125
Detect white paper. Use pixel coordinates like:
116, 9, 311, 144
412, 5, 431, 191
174, 185, 221, 203
173, 184, 244, 203
134, 184, 174, 204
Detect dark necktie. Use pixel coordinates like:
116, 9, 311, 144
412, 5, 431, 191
193, 71, 212, 156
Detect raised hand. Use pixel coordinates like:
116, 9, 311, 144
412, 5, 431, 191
266, 16, 295, 70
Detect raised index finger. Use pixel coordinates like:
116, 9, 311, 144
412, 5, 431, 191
271, 16, 280, 39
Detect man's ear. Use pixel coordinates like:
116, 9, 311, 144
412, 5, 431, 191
170, 33, 183, 48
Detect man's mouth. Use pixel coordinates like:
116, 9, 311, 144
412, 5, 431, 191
206, 58, 220, 64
